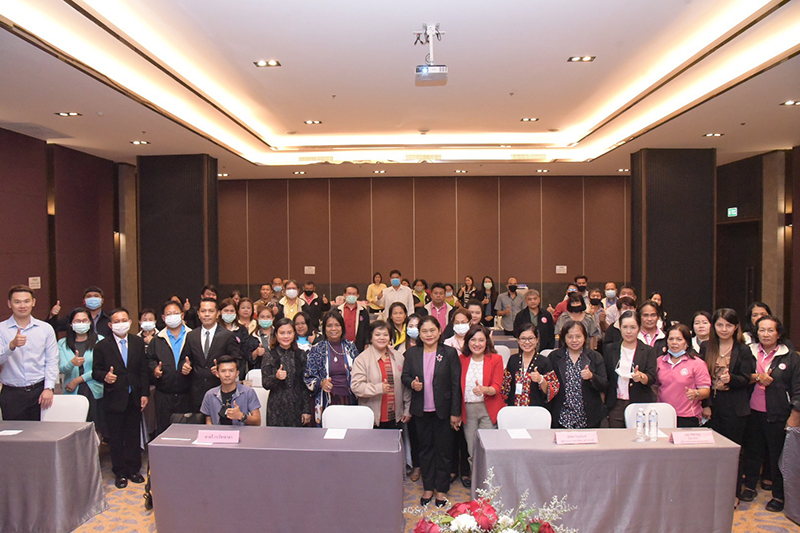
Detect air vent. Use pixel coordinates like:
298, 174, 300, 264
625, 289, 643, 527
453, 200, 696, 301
511, 154, 546, 161
405, 154, 442, 161
298, 156, 334, 163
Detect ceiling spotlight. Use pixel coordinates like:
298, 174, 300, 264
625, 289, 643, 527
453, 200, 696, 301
55, 112, 81, 117
130, 140, 150, 145
568, 56, 595, 62
703, 133, 724, 137
618, 168, 630, 172
373, 170, 386, 174
536, 169, 549, 173
304, 120, 322, 125
293, 171, 305, 175
217, 173, 229, 177
455, 169, 467, 173
254, 59, 281, 67
780, 100, 799, 106
520, 118, 539, 122
500, 145, 511, 148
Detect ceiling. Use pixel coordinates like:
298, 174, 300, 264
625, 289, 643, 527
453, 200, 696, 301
0, 0, 799, 180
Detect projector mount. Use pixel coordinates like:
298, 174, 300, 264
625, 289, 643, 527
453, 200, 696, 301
413, 23, 444, 65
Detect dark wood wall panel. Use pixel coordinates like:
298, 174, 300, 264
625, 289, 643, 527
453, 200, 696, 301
247, 180, 289, 284
457, 177, 499, 286
717, 157, 762, 222
330, 179, 371, 293
218, 181, 248, 285
541, 177, 584, 284
415, 177, 457, 283
499, 176, 542, 290
371, 178, 414, 281
287, 179, 330, 286
584, 177, 628, 286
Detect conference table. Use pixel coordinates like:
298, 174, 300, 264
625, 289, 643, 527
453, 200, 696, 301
472, 428, 740, 533
149, 424, 404, 532
784, 427, 800, 525
0, 421, 106, 533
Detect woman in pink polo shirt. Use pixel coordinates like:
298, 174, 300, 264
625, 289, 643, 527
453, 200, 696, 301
655, 324, 711, 427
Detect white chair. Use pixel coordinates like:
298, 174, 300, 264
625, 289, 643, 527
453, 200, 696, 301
252, 387, 269, 426
624, 402, 678, 429
495, 345, 512, 368
245, 369, 262, 387
540, 349, 553, 357
496, 406, 551, 430
40, 394, 90, 422
321, 405, 374, 429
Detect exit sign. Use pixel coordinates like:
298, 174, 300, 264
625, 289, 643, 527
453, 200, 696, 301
727, 207, 738, 218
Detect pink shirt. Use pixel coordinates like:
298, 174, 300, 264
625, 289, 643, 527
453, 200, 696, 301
423, 351, 437, 412
430, 304, 449, 330
656, 354, 711, 419
750, 344, 777, 413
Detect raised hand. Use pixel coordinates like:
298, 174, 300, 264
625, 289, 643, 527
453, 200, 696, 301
10, 328, 26, 349
718, 368, 730, 384
181, 357, 192, 375
50, 300, 62, 317
154, 361, 164, 379
528, 366, 542, 384
759, 368, 774, 386
71, 350, 85, 367
183, 298, 191, 311
382, 379, 391, 394
411, 376, 423, 392
580, 364, 593, 380
105, 366, 117, 384
276, 364, 287, 380
211, 359, 219, 378
227, 400, 243, 421
631, 365, 644, 382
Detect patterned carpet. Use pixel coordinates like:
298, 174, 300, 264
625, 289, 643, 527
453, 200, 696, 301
73, 445, 800, 532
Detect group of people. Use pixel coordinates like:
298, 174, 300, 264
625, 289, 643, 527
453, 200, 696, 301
1, 274, 798, 514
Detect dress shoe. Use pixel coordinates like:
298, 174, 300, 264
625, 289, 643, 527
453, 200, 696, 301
435, 499, 447, 508
420, 495, 433, 506
115, 475, 128, 489
129, 473, 145, 484
765, 499, 784, 512
461, 476, 471, 489
760, 479, 773, 491
739, 488, 756, 502
409, 467, 421, 482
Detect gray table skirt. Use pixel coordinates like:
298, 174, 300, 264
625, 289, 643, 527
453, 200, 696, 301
149, 424, 404, 532
472, 428, 740, 533
0, 421, 106, 533
782, 427, 800, 525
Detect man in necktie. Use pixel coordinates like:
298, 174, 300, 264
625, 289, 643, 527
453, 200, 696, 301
93, 308, 149, 489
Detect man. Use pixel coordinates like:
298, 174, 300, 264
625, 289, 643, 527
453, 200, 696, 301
495, 277, 525, 335
422, 282, 454, 331
47, 286, 112, 336
147, 300, 192, 436
512, 289, 555, 350
0, 285, 57, 420
548, 283, 579, 322
271, 277, 284, 299
603, 285, 637, 329
92, 308, 149, 488
300, 280, 330, 331
375, 269, 415, 317
601, 281, 618, 310
200, 355, 261, 426
337, 285, 370, 351
184, 285, 218, 329
185, 297, 240, 410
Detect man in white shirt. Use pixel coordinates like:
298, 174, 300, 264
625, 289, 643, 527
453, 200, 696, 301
376, 269, 415, 316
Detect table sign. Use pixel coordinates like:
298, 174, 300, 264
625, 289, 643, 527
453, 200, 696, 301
555, 431, 599, 445
324, 428, 347, 439
670, 430, 715, 445
196, 430, 240, 444
0, 430, 23, 436
507, 429, 531, 439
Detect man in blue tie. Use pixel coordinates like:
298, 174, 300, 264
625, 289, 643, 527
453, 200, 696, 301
93, 308, 149, 489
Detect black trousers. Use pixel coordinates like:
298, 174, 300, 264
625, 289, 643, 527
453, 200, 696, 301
407, 419, 421, 467
677, 416, 700, 428
709, 413, 748, 493
105, 394, 142, 477
415, 412, 453, 493
743, 410, 786, 500
0, 381, 43, 420
153, 389, 191, 436
450, 427, 470, 477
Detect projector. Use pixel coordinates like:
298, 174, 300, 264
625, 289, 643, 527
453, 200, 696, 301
415, 64, 448, 85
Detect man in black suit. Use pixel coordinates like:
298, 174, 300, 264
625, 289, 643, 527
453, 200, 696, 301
92, 308, 149, 489
47, 285, 112, 337
183, 285, 218, 330
185, 297, 241, 411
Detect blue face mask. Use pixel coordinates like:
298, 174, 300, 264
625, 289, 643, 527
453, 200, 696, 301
346, 295, 358, 305
273, 286, 282, 293
668, 349, 686, 357
85, 297, 102, 310
407, 327, 419, 339
391, 278, 401, 287
258, 319, 273, 329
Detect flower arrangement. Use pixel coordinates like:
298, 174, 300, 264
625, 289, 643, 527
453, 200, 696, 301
405, 469, 576, 533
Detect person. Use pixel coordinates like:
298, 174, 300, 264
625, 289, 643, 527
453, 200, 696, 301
459, 325, 504, 470
648, 292, 667, 327
300, 281, 330, 331
476, 276, 498, 329
549, 320, 608, 429
691, 311, 712, 353
637, 300, 665, 350
444, 284, 459, 309
603, 311, 657, 427
554, 292, 601, 350
401, 279, 412, 288
0, 285, 57, 420
574, 275, 589, 306
304, 311, 360, 425
742, 302, 771, 345
603, 284, 637, 329
229, 290, 242, 307
457, 276, 478, 308
58, 307, 104, 425
513, 289, 555, 350
547, 283, 578, 323
495, 277, 525, 335
201, 355, 261, 426
261, 318, 313, 427
236, 297, 258, 335
502, 324, 558, 407
366, 272, 387, 313
401, 316, 462, 507
350, 320, 411, 429
412, 279, 431, 311
375, 270, 415, 317
655, 323, 711, 427
444, 308, 472, 355
422, 282, 453, 330
255, 283, 278, 311
185, 297, 240, 411
442, 308, 471, 487
271, 277, 285, 299
183, 285, 218, 329
586, 288, 605, 331
388, 302, 409, 351
603, 297, 636, 346
219, 298, 259, 370
336, 285, 370, 351
47, 285, 112, 337
601, 282, 618, 310
92, 308, 149, 489
403, 312, 425, 482
293, 311, 318, 351
274, 280, 307, 321
147, 300, 192, 436
249, 305, 274, 373
137, 308, 158, 348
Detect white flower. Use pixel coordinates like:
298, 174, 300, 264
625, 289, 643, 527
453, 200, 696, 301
450, 513, 479, 532
498, 529, 517, 533
497, 515, 514, 527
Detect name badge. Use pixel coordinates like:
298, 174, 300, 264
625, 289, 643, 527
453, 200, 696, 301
670, 430, 715, 445
515, 382, 523, 395
196, 430, 240, 444
555, 431, 599, 445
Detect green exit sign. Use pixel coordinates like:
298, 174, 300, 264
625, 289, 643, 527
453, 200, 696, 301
727, 207, 738, 218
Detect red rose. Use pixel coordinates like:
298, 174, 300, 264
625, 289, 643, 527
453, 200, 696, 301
525, 520, 555, 533
472, 500, 498, 530
447, 501, 472, 517
539, 523, 555, 533
413, 518, 441, 533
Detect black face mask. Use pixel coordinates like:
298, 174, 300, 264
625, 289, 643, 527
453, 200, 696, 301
303, 290, 314, 297
569, 305, 584, 313
577, 285, 587, 293
508, 285, 518, 292
589, 298, 601, 306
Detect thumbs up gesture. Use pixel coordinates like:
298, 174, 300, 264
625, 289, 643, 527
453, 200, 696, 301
472, 379, 484, 396
211, 359, 219, 377
580, 364, 593, 380
411, 376, 423, 391
227, 400, 243, 421
322, 294, 329, 304
631, 365, 644, 382
718, 367, 730, 384
71, 350, 85, 367
50, 300, 62, 317
154, 361, 164, 379
105, 366, 117, 384
10, 327, 27, 349
382, 379, 391, 394
276, 364, 287, 380
528, 366, 542, 384
759, 368, 774, 386
181, 356, 192, 375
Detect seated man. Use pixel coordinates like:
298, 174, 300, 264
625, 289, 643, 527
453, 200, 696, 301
200, 355, 261, 426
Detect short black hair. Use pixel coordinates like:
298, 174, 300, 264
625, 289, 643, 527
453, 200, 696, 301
199, 297, 219, 310
367, 320, 390, 342
345, 284, 359, 293
216, 354, 239, 369
201, 284, 218, 296
431, 282, 446, 292
574, 275, 587, 283
7, 284, 34, 300
390, 270, 401, 277
139, 308, 156, 320
83, 286, 104, 297
163, 300, 183, 314
109, 307, 130, 320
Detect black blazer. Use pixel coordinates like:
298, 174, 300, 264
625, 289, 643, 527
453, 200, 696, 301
49, 310, 112, 337
92, 334, 149, 413
186, 326, 241, 409
549, 347, 608, 428
753, 344, 800, 423
402, 344, 462, 419
332, 305, 371, 352
603, 341, 657, 410
604, 324, 622, 346
513, 308, 555, 350
146, 330, 191, 394
699, 341, 755, 418
503, 353, 555, 407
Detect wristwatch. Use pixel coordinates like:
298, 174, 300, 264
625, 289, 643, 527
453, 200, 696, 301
240, 412, 248, 423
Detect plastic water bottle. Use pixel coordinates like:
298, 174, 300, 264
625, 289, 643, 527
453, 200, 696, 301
647, 408, 659, 441
635, 408, 646, 442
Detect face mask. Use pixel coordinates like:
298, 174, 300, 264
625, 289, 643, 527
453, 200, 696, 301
258, 319, 273, 329
273, 286, 282, 293
303, 290, 314, 297
407, 327, 419, 339
141, 321, 156, 331
484, 282, 493, 290
605, 290, 616, 299
508, 285, 518, 292
164, 314, 183, 329
567, 288, 577, 293
668, 349, 686, 357
453, 324, 470, 336
568, 305, 584, 313
85, 297, 102, 310
589, 298, 602, 306
415, 287, 424, 293
577, 285, 587, 293
221, 313, 236, 323
111, 321, 131, 336
285, 289, 298, 299
445, 291, 453, 298
72, 322, 91, 335
391, 278, 401, 287
346, 295, 358, 305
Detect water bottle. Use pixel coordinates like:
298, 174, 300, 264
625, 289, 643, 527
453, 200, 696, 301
635, 408, 646, 442
647, 408, 659, 441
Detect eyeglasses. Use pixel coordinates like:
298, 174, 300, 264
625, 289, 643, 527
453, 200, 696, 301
518, 337, 537, 343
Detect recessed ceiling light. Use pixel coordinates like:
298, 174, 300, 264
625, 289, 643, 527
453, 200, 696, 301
304, 120, 322, 125
217, 173, 229, 177
618, 168, 630, 172
254, 59, 281, 67
703, 133, 724, 137
293, 171, 305, 175
568, 56, 595, 62
779, 100, 799, 106
373, 170, 386, 174
500, 145, 511, 148
130, 140, 150, 145
455, 170, 467, 173
536, 169, 549, 173
55, 112, 81, 117
520, 117, 539, 122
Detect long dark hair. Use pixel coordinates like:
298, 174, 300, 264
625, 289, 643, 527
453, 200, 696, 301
66, 307, 98, 352
387, 302, 408, 344
463, 324, 495, 355
664, 323, 697, 359
271, 317, 298, 351
705, 308, 742, 375
479, 276, 498, 303
743, 302, 772, 335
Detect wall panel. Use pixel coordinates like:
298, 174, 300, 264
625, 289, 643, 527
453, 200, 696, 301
584, 176, 628, 286
330, 179, 372, 294
218, 181, 248, 285
457, 177, 499, 286
541, 177, 584, 284
247, 180, 289, 286
371, 178, 414, 282
287, 179, 330, 288
499, 176, 542, 290
415, 177, 457, 284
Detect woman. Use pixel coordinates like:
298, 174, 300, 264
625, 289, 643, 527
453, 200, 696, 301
275, 280, 307, 321
219, 298, 259, 370
549, 320, 608, 428
444, 284, 459, 309
261, 318, 313, 427
229, 289, 242, 307
648, 291, 667, 327
740, 316, 800, 512
691, 311, 712, 353
304, 312, 360, 426
388, 302, 408, 351
412, 279, 431, 310
459, 325, 504, 463
637, 300, 665, 350
57, 307, 104, 423
250, 305, 274, 372
366, 272, 387, 313
502, 324, 558, 407
237, 297, 258, 335
457, 276, 478, 308
137, 308, 157, 348
442, 307, 472, 488
401, 316, 462, 507
444, 308, 472, 355
350, 321, 411, 428
402, 312, 424, 482
293, 311, 318, 351
742, 302, 771, 345
655, 323, 711, 427
512, 289, 555, 350
554, 293, 601, 350
475, 276, 498, 329
603, 311, 657, 427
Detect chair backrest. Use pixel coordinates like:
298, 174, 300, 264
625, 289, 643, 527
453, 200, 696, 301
40, 394, 90, 422
245, 369, 262, 387
496, 406, 552, 430
623, 402, 678, 429
539, 349, 553, 357
321, 405, 374, 429
252, 387, 269, 426
495, 345, 512, 368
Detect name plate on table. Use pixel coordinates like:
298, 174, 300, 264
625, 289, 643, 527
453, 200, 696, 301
670, 430, 715, 445
555, 431, 598, 445
196, 430, 240, 444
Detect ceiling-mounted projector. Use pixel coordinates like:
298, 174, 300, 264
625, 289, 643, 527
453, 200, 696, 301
413, 23, 447, 86
415, 65, 448, 84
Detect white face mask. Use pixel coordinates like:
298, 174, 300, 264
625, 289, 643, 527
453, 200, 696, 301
140, 321, 156, 331
285, 288, 299, 299
164, 314, 183, 329
453, 324, 470, 336
605, 289, 617, 299
484, 282, 493, 290
445, 291, 453, 298
112, 321, 131, 337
